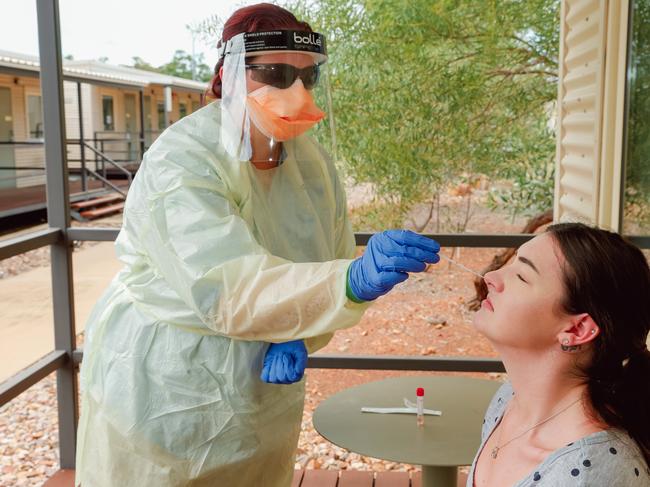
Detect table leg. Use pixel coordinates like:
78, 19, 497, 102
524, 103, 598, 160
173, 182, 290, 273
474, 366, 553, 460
421, 465, 457, 487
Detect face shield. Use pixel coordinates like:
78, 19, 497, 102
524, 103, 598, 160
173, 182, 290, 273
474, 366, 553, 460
218, 30, 337, 163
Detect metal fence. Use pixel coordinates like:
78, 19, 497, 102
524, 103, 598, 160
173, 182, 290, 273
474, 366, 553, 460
90, 131, 162, 164
0, 137, 139, 196
1, 0, 650, 474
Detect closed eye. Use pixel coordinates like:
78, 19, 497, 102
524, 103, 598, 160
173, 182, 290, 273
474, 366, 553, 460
517, 274, 527, 283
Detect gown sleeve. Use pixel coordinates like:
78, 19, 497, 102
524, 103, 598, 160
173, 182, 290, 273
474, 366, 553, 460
123, 120, 369, 343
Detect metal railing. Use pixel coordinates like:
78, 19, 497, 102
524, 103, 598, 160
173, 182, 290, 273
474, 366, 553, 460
90, 130, 162, 165
2, 229, 521, 410
78, 141, 131, 196
0, 138, 134, 198
0, 140, 47, 185
3, 225, 650, 465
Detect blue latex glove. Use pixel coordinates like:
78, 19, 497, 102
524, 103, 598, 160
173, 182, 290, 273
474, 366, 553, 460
348, 230, 440, 301
261, 340, 308, 384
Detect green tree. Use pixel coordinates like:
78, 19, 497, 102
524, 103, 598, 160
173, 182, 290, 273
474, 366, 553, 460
131, 56, 158, 72
281, 0, 559, 223
158, 50, 212, 82
624, 0, 650, 232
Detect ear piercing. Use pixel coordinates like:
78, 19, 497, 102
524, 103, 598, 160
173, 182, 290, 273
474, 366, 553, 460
590, 329, 596, 334
561, 338, 581, 352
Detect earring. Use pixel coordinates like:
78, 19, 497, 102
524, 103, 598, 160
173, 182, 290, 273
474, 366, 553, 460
561, 339, 581, 352
590, 329, 596, 334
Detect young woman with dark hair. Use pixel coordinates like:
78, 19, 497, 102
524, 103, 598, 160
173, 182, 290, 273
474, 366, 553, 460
470, 223, 649, 486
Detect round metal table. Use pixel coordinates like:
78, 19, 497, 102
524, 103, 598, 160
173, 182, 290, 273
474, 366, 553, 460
313, 375, 500, 487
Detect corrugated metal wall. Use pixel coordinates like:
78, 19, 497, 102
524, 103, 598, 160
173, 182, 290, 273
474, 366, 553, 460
555, 0, 629, 228
554, 0, 608, 223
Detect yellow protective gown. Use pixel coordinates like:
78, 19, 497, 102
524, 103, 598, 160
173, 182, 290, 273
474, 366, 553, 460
75, 101, 369, 487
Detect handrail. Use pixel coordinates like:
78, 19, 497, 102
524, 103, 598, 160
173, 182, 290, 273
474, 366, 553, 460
82, 141, 133, 184
1, 227, 649, 431
0, 227, 61, 260
0, 140, 45, 146
0, 350, 68, 407
0, 172, 46, 184
81, 166, 128, 197
2, 347, 502, 409
0, 138, 137, 192
0, 166, 46, 170
71, 348, 507, 373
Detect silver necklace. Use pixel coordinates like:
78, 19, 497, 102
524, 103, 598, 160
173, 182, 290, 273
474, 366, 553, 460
491, 396, 582, 459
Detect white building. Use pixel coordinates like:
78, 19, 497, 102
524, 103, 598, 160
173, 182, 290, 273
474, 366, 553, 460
0, 49, 206, 196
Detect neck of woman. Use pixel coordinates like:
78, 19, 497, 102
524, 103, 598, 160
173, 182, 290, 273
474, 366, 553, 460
249, 126, 283, 170
496, 346, 601, 428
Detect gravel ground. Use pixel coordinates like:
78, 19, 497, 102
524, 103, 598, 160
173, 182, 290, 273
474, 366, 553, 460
0, 192, 520, 485
0, 373, 59, 486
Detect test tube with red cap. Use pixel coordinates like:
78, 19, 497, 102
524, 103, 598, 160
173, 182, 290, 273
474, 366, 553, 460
416, 387, 425, 427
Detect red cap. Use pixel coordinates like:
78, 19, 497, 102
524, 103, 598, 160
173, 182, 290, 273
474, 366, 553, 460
416, 387, 424, 397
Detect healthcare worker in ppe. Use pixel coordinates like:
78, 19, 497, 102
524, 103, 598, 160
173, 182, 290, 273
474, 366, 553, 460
75, 4, 440, 486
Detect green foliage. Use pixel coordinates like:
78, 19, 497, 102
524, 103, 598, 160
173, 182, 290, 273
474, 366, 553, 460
624, 0, 650, 233
129, 50, 212, 82
131, 56, 158, 72
487, 114, 556, 219
283, 0, 559, 218
488, 156, 555, 223
349, 198, 411, 230
158, 50, 212, 82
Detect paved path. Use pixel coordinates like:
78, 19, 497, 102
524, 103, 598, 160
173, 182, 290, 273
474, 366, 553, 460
0, 242, 122, 382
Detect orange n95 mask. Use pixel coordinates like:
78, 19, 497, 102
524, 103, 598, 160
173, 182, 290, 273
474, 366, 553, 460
246, 80, 325, 142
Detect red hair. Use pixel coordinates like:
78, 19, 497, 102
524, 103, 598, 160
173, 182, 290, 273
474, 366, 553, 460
207, 3, 313, 99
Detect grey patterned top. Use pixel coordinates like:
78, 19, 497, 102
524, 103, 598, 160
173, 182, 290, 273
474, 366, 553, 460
466, 382, 650, 486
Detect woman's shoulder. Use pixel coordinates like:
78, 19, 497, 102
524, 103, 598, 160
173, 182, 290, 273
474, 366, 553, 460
477, 381, 513, 441
149, 102, 222, 151
542, 429, 649, 486
483, 382, 513, 419
140, 102, 230, 182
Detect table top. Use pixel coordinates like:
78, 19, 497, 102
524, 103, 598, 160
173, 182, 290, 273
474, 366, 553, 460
313, 375, 501, 467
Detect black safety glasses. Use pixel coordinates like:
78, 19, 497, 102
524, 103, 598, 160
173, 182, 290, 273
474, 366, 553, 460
245, 63, 321, 90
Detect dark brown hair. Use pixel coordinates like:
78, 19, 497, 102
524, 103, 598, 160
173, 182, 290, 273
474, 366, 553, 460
207, 3, 313, 99
548, 222, 650, 466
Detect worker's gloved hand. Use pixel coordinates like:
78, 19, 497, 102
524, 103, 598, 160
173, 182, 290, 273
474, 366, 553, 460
348, 230, 440, 302
261, 340, 308, 384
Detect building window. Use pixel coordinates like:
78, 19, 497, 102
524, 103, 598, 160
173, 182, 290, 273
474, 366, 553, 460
27, 95, 43, 139
179, 102, 187, 119
157, 102, 165, 130
623, 0, 650, 235
102, 95, 114, 131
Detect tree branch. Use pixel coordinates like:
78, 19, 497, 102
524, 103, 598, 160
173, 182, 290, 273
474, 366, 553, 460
489, 68, 558, 77
510, 35, 557, 67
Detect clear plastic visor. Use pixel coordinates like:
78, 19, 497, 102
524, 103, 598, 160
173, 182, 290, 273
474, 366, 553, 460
220, 34, 336, 167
